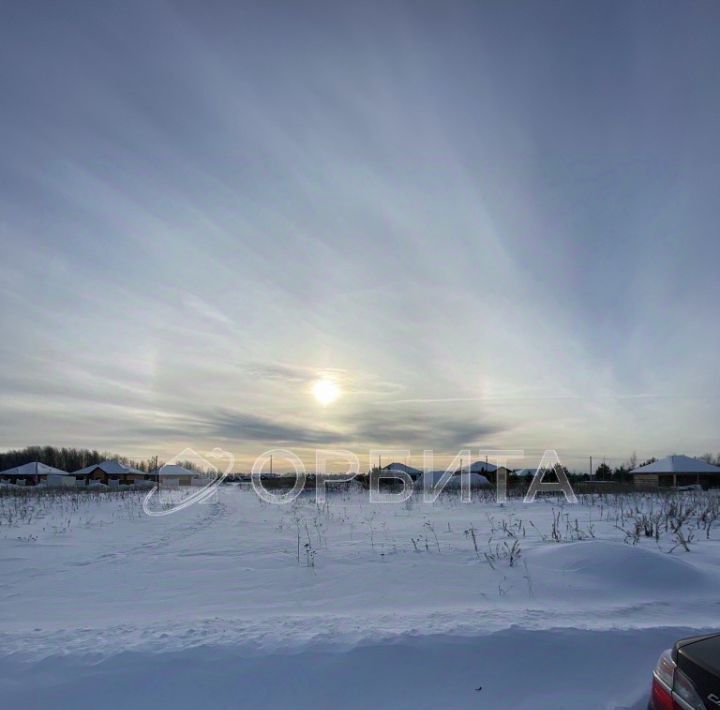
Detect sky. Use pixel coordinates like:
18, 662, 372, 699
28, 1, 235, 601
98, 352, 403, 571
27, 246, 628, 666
1, 0, 720, 471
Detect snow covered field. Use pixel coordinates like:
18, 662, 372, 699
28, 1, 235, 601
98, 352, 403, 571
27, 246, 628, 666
1, 485, 719, 709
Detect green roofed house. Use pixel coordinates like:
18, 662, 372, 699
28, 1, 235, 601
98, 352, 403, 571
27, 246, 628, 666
630, 454, 720, 489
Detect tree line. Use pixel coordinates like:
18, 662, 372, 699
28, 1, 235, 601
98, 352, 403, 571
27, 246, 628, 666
0, 446, 160, 474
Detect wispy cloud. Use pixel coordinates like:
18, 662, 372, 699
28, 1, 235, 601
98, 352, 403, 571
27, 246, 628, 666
1, 1, 720, 461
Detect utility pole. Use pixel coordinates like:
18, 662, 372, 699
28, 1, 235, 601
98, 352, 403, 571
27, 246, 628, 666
589, 456, 593, 478
270, 455, 273, 476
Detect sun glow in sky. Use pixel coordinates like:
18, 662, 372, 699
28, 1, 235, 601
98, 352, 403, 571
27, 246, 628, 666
312, 379, 342, 407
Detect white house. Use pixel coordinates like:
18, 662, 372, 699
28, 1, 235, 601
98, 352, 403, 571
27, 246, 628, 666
150, 464, 202, 487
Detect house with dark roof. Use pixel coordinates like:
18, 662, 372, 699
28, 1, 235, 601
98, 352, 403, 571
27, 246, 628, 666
0, 461, 73, 487
72, 460, 147, 487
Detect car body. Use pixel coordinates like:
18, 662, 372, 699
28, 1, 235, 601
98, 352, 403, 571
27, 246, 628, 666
650, 633, 720, 709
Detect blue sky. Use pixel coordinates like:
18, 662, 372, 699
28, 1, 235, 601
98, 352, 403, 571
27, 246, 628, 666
1, 1, 720, 470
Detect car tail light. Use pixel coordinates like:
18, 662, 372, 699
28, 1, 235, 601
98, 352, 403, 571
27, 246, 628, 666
650, 649, 706, 710
674, 668, 706, 709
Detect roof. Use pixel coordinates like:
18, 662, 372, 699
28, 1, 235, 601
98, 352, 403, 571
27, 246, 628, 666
513, 468, 537, 478
72, 460, 145, 476
630, 455, 720, 475
382, 461, 496, 476
419, 470, 491, 487
382, 462, 422, 475
153, 464, 199, 477
0, 461, 70, 477
470, 460, 497, 472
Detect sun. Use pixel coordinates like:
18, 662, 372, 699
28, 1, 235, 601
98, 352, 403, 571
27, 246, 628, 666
312, 378, 342, 406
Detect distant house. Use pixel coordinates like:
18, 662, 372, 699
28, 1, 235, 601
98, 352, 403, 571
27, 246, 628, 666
381, 463, 422, 482
417, 470, 491, 489
470, 460, 498, 483
630, 455, 720, 489
382, 461, 497, 486
0, 461, 73, 487
470, 460, 497, 473
149, 464, 201, 487
72, 460, 147, 487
